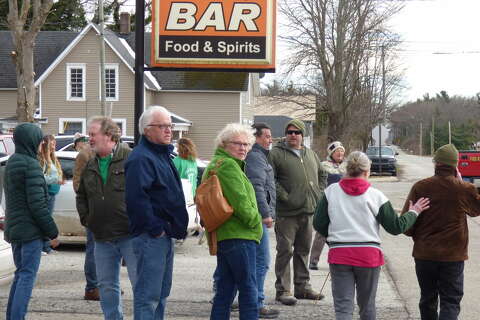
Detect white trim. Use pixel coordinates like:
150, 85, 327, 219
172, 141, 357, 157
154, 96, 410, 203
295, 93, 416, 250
35, 24, 94, 86
119, 38, 161, 91
112, 118, 127, 136
158, 89, 242, 93
38, 84, 42, 117
66, 63, 86, 101
99, 63, 119, 101
58, 118, 86, 134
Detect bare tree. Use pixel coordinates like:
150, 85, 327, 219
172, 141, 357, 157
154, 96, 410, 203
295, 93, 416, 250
278, 0, 403, 151
8, 0, 53, 122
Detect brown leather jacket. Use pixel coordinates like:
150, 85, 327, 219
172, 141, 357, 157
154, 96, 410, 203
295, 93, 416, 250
402, 165, 480, 261
73, 145, 95, 193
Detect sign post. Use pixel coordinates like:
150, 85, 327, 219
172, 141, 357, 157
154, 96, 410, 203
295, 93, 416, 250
135, 0, 276, 142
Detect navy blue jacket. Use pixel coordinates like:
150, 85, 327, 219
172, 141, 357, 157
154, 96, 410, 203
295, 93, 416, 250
125, 136, 188, 239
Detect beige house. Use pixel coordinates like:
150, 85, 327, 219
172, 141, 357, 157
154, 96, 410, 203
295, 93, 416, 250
0, 23, 260, 159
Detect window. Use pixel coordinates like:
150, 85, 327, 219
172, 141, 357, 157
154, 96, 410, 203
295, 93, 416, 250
59, 118, 86, 135
67, 64, 86, 101
101, 64, 119, 101
113, 118, 126, 136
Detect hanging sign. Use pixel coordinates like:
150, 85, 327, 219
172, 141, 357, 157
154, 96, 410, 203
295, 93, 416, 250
151, 0, 276, 71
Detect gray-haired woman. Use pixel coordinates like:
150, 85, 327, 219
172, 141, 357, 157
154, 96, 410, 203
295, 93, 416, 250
313, 151, 430, 320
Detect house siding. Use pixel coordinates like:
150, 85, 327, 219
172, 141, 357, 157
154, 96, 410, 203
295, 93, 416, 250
0, 90, 17, 118
153, 92, 240, 159
41, 29, 136, 135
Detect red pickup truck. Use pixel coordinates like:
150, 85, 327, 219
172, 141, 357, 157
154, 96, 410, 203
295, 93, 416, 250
458, 151, 480, 186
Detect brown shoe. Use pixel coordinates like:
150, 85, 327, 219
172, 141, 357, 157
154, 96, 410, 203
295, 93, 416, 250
275, 291, 297, 306
294, 289, 325, 300
259, 306, 280, 318
84, 288, 100, 301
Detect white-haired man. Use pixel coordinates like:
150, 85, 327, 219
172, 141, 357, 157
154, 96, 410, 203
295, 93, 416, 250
125, 106, 189, 320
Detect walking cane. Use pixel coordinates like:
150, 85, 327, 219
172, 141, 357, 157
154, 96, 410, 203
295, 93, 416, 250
316, 272, 330, 304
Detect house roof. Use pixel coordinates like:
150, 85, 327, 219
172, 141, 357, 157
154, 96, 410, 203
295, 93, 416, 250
0, 31, 77, 89
120, 33, 249, 91
0, 24, 250, 91
254, 96, 316, 121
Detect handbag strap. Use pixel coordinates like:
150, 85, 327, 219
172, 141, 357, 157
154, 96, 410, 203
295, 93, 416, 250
207, 158, 224, 177
208, 230, 218, 256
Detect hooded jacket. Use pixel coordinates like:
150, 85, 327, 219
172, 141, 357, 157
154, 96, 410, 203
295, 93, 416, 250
313, 178, 418, 267
4, 123, 58, 243
402, 165, 480, 261
268, 139, 327, 216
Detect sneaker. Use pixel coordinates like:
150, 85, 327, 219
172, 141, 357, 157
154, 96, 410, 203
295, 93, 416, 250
309, 262, 319, 270
259, 307, 279, 319
275, 291, 297, 306
84, 288, 100, 301
294, 289, 325, 300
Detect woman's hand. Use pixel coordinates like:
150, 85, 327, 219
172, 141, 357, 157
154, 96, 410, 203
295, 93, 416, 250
409, 197, 430, 214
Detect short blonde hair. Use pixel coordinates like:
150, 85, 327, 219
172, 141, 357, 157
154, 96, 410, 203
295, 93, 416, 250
346, 151, 371, 177
214, 123, 255, 149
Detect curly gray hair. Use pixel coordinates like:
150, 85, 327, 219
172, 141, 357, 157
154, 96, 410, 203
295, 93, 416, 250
214, 123, 255, 149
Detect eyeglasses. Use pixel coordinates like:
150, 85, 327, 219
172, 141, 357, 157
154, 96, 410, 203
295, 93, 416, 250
148, 123, 174, 130
229, 141, 250, 148
286, 130, 302, 135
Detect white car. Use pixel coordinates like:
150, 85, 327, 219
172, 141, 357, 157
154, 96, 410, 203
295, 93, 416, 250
0, 206, 15, 287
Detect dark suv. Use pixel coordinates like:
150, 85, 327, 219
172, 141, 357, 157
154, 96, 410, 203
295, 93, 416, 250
366, 146, 398, 176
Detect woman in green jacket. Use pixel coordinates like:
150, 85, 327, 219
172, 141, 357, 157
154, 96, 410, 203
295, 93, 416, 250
205, 123, 262, 320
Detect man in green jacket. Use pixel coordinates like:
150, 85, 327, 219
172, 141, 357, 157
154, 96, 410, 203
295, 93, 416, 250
268, 119, 327, 306
76, 116, 136, 320
4, 123, 59, 320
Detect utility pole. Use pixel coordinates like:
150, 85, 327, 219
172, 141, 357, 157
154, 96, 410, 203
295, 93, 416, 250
448, 121, 452, 144
99, 0, 106, 116
379, 45, 386, 174
419, 122, 423, 156
430, 116, 435, 155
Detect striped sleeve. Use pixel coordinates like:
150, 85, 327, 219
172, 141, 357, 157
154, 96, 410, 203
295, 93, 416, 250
313, 192, 330, 237
376, 201, 418, 235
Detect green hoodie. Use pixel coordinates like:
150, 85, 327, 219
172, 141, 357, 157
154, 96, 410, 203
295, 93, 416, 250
202, 148, 263, 243
4, 123, 59, 243
268, 140, 327, 217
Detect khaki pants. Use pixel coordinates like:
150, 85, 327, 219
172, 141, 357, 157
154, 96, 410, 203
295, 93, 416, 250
274, 214, 313, 295
310, 232, 326, 265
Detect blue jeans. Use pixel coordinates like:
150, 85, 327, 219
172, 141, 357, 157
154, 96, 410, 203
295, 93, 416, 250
132, 233, 174, 320
6, 239, 43, 320
211, 239, 258, 320
85, 228, 98, 291
95, 236, 137, 320
256, 224, 270, 309
212, 225, 270, 309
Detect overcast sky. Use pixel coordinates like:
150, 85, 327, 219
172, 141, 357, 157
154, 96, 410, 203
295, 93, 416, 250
123, 0, 480, 104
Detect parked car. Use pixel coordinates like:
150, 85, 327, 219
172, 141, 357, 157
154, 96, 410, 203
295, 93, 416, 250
366, 146, 398, 176
0, 206, 15, 287
0, 135, 15, 157
57, 136, 135, 151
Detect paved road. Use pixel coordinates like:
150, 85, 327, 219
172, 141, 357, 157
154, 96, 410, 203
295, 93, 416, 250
1, 150, 479, 319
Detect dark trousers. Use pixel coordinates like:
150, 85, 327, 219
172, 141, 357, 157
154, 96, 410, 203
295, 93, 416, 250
415, 259, 464, 320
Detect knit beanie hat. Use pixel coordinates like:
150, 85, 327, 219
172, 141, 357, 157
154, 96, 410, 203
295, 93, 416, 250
285, 119, 306, 136
327, 141, 345, 157
433, 144, 458, 167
